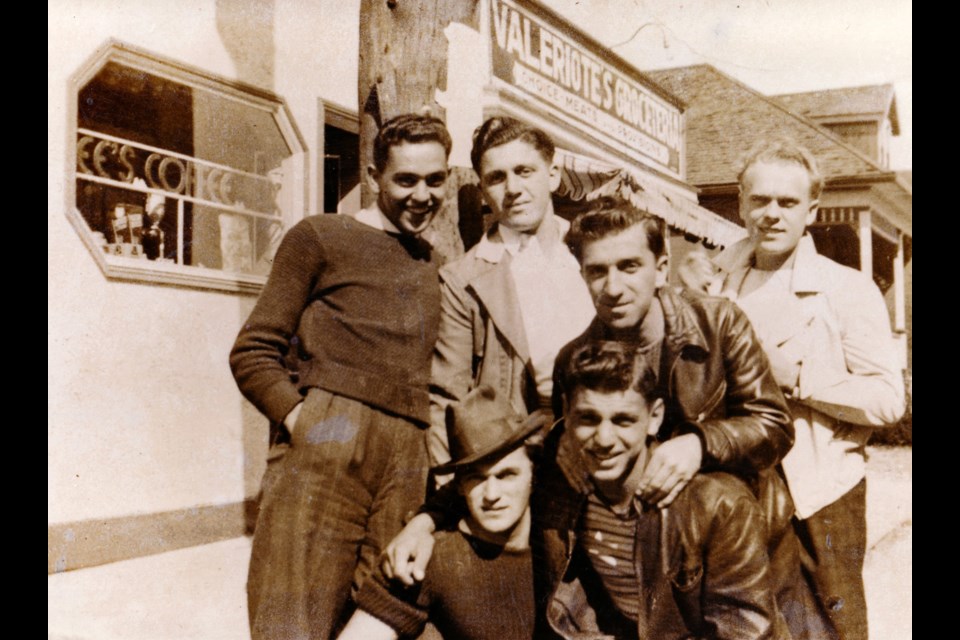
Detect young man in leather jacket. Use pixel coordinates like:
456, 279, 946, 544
538, 340, 788, 639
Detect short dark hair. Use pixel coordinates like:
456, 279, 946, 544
737, 137, 823, 201
470, 116, 555, 174
564, 196, 666, 263
561, 341, 659, 405
373, 113, 453, 173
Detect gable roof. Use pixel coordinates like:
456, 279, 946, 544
774, 84, 899, 135
644, 64, 888, 186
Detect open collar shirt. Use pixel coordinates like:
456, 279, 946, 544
476, 214, 595, 403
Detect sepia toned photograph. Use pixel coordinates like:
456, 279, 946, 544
49, 1, 911, 638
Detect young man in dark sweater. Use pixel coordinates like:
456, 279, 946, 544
229, 113, 452, 640
337, 385, 547, 640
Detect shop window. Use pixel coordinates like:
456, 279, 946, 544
69, 41, 306, 293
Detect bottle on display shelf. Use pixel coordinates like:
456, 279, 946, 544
142, 192, 166, 261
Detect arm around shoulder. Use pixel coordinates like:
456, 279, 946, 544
694, 300, 794, 472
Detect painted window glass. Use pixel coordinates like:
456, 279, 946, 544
71, 42, 305, 292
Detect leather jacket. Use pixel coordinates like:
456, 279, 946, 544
547, 287, 830, 639
552, 286, 794, 477
532, 458, 791, 640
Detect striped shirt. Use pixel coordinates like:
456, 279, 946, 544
579, 492, 642, 622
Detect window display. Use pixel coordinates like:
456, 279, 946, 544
69, 42, 305, 292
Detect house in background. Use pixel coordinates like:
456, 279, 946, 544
775, 84, 901, 170
646, 65, 912, 371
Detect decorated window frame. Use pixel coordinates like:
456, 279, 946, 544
67, 40, 307, 294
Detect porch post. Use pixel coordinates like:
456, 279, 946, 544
858, 209, 873, 278
893, 230, 907, 368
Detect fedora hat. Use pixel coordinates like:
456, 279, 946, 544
433, 385, 549, 475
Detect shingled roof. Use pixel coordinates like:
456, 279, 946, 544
644, 65, 886, 186
774, 84, 899, 135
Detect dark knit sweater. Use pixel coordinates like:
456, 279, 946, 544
230, 214, 440, 426
356, 529, 535, 639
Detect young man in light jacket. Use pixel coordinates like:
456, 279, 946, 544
426, 116, 596, 477
712, 138, 905, 640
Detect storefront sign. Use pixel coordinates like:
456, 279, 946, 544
489, 0, 682, 177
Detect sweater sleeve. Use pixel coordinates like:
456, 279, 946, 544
229, 219, 325, 424
354, 571, 430, 639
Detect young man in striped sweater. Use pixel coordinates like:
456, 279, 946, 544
539, 340, 790, 639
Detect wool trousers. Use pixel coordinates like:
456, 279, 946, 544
793, 479, 868, 640
247, 387, 429, 640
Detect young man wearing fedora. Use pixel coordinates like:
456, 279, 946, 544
336, 385, 547, 640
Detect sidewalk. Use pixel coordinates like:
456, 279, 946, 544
863, 446, 913, 640
49, 446, 912, 640
48, 537, 251, 640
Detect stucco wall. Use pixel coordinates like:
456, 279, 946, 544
48, 0, 359, 527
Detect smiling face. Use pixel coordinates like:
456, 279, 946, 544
567, 387, 664, 486
478, 138, 559, 233
458, 446, 533, 538
739, 160, 818, 269
580, 225, 669, 335
368, 141, 449, 236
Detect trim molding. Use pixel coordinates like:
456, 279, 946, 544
322, 99, 360, 134
48, 499, 258, 574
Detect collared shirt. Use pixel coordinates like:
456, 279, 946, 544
353, 204, 401, 233
496, 223, 531, 256
714, 235, 904, 517
476, 214, 596, 403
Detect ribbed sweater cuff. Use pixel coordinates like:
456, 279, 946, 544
355, 580, 427, 638
260, 380, 306, 426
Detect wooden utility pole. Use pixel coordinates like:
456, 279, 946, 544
358, 0, 480, 264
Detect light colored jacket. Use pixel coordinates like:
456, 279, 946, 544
714, 235, 905, 517
427, 217, 584, 468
